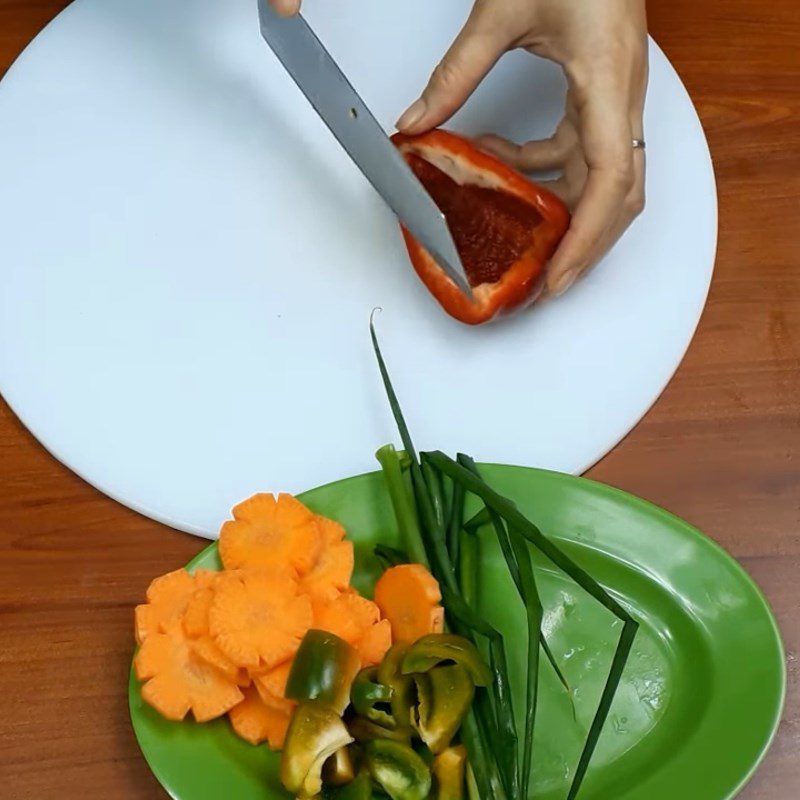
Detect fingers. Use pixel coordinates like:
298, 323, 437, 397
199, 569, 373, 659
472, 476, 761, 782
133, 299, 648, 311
476, 119, 575, 172
397, 10, 510, 134
545, 91, 637, 296
270, 0, 301, 16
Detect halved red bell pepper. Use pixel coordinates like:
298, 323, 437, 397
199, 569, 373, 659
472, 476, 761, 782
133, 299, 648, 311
391, 129, 570, 325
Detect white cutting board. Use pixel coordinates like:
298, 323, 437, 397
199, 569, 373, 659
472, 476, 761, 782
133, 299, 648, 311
0, 0, 716, 538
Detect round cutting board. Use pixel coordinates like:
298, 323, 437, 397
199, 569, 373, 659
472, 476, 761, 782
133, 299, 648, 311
0, 0, 717, 538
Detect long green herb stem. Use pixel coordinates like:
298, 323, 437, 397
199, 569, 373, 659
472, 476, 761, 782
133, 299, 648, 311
375, 444, 429, 567
371, 318, 637, 800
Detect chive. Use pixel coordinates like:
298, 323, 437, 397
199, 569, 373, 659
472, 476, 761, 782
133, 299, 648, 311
464, 505, 491, 533
370, 319, 634, 799
426, 450, 639, 799
567, 619, 638, 798
541, 635, 574, 708
456, 455, 543, 797
375, 444, 429, 568
447, 482, 465, 568
371, 315, 419, 462
373, 544, 410, 569
421, 455, 447, 542
424, 452, 635, 623
460, 711, 497, 800
507, 524, 543, 798
443, 587, 520, 800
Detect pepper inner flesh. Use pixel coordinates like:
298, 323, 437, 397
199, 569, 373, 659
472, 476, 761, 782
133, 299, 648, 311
407, 153, 543, 288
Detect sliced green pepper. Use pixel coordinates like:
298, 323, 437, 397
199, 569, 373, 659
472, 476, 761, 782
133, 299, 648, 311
378, 643, 416, 733
351, 667, 395, 728
286, 629, 360, 715
349, 716, 411, 745
280, 701, 354, 799
433, 745, 467, 800
365, 739, 432, 800
401, 634, 492, 687
322, 745, 356, 786
322, 770, 373, 800
413, 664, 474, 754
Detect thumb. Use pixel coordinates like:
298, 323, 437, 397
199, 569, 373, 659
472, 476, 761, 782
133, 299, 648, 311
270, 0, 301, 16
397, 13, 508, 134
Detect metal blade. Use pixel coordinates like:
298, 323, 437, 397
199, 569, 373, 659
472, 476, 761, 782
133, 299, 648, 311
257, 1, 471, 296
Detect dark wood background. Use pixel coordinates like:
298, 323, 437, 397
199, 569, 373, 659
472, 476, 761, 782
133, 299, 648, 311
1, 0, 797, 797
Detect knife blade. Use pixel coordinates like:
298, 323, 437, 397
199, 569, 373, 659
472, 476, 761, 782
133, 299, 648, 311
257, 1, 471, 296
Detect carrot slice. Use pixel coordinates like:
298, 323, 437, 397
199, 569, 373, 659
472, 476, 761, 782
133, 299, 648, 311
183, 583, 250, 686
355, 619, 393, 667
373, 564, 445, 644
315, 514, 346, 545
253, 661, 297, 715
134, 620, 243, 722
229, 685, 292, 749
300, 540, 354, 604
313, 590, 381, 644
135, 568, 215, 645
218, 493, 322, 575
209, 569, 312, 670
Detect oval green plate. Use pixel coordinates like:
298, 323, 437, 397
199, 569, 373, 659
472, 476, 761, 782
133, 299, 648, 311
129, 466, 785, 799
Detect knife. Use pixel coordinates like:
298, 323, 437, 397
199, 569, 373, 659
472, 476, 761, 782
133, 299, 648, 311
257, 1, 471, 296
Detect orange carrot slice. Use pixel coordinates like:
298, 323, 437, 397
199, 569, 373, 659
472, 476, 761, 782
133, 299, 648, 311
134, 620, 243, 722
253, 661, 297, 715
373, 564, 445, 644
229, 685, 292, 749
313, 590, 381, 644
209, 569, 312, 670
183, 583, 249, 686
300, 540, 354, 604
315, 514, 346, 545
135, 568, 215, 645
218, 493, 322, 575
356, 619, 393, 666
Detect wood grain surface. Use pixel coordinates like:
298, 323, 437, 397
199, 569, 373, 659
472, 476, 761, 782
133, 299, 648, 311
1, 1, 798, 797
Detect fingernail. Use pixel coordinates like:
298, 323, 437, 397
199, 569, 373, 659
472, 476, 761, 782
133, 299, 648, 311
551, 269, 577, 297
396, 99, 427, 132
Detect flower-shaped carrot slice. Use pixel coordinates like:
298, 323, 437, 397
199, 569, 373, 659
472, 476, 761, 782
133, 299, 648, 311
355, 619, 393, 667
209, 569, 312, 670
183, 583, 249, 686
315, 515, 346, 545
134, 568, 215, 645
300, 540, 354, 604
229, 686, 292, 749
313, 590, 381, 645
253, 661, 296, 715
134, 619, 244, 722
218, 493, 322, 575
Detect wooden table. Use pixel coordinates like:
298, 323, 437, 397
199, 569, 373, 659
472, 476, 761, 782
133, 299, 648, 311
1, 1, 797, 797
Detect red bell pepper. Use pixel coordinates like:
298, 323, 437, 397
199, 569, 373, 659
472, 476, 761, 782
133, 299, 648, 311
391, 129, 570, 325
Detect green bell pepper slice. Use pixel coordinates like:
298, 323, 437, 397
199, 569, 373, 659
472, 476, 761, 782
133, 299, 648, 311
351, 667, 395, 728
322, 745, 356, 786
322, 770, 373, 800
286, 629, 360, 715
433, 745, 467, 800
349, 716, 411, 745
401, 634, 492, 687
365, 739, 432, 800
280, 701, 354, 799
377, 643, 416, 733
412, 664, 474, 754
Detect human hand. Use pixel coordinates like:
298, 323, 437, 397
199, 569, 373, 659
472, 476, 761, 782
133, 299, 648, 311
397, 0, 649, 297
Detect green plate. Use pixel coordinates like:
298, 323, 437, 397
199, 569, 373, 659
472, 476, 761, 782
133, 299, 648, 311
129, 466, 785, 799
